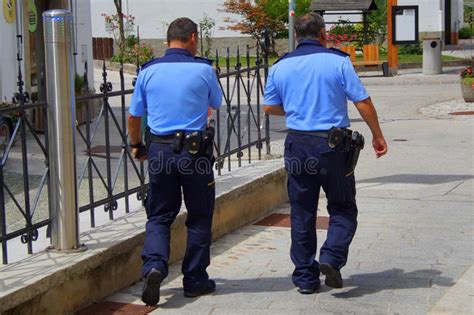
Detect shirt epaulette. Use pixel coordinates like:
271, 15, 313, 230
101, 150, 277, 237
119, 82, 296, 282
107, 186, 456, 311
194, 56, 214, 65
329, 47, 350, 58
274, 53, 290, 65
141, 58, 160, 70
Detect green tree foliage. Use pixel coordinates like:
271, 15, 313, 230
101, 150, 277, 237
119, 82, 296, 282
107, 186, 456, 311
221, 0, 285, 55
221, 0, 312, 54
199, 15, 216, 57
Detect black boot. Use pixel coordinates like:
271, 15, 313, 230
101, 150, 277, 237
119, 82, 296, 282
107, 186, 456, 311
320, 263, 343, 288
184, 279, 216, 298
142, 269, 162, 306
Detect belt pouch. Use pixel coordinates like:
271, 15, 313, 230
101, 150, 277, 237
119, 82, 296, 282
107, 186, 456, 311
184, 132, 202, 155
171, 131, 185, 153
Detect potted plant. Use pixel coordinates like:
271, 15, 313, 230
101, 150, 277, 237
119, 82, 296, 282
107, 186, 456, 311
460, 64, 474, 103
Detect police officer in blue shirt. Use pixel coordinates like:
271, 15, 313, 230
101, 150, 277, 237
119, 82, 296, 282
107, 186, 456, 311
128, 17, 223, 305
264, 13, 388, 294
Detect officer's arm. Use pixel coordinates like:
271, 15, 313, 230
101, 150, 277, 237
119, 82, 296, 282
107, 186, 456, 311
263, 67, 285, 116
128, 115, 142, 146
264, 105, 285, 116
353, 97, 388, 158
128, 72, 147, 160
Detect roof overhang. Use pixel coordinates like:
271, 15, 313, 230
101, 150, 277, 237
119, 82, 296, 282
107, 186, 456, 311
310, 0, 378, 12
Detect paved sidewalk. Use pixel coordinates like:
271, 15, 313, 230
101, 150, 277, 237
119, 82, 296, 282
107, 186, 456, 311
64, 63, 474, 315
77, 64, 474, 314
92, 194, 472, 314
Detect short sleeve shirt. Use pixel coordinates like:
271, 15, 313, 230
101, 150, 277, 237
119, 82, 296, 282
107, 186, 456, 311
264, 40, 369, 131
129, 48, 223, 135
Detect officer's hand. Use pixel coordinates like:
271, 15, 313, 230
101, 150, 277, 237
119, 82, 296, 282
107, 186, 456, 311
132, 147, 148, 162
372, 137, 388, 158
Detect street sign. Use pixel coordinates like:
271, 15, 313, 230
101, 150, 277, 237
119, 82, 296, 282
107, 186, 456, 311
27, 0, 38, 32
3, 0, 15, 23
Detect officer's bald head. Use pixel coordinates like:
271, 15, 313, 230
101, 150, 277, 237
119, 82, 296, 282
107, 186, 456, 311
167, 17, 198, 44
295, 13, 326, 42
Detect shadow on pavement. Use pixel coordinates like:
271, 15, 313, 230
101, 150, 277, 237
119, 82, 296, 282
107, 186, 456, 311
358, 174, 473, 185
157, 276, 333, 309
332, 268, 454, 298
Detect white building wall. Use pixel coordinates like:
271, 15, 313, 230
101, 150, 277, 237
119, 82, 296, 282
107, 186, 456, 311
0, 5, 19, 102
90, 0, 244, 39
453, 0, 464, 29
73, 0, 94, 87
398, 0, 444, 33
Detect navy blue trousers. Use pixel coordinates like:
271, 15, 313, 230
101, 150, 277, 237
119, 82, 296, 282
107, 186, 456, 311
141, 142, 215, 292
284, 134, 358, 290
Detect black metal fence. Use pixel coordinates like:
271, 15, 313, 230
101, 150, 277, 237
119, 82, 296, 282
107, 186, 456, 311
0, 42, 270, 264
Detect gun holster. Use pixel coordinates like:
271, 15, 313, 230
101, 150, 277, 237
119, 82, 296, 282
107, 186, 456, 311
328, 127, 365, 175
203, 120, 216, 158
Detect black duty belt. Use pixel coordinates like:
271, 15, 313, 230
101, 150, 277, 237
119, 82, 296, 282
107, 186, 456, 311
288, 129, 329, 138
150, 133, 175, 144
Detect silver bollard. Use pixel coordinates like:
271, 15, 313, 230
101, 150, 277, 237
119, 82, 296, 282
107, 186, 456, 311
43, 10, 85, 252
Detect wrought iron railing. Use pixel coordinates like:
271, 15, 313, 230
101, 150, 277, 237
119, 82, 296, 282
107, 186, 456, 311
0, 42, 270, 264
0, 57, 50, 264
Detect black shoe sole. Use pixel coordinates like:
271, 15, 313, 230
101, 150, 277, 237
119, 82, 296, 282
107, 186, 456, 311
184, 279, 216, 298
298, 286, 320, 295
142, 269, 162, 306
320, 263, 343, 289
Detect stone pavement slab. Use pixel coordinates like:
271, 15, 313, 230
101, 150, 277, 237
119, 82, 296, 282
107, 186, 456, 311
429, 264, 474, 314
95, 76, 473, 313
100, 194, 471, 314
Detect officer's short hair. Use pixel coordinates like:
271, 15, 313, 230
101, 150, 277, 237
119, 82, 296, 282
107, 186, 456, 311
167, 17, 198, 43
295, 13, 326, 40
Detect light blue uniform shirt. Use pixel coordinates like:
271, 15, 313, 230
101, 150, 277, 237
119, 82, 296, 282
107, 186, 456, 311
129, 48, 223, 135
264, 40, 369, 131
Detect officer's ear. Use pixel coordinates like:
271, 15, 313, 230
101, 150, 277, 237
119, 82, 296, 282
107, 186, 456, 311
190, 32, 198, 44
320, 28, 327, 46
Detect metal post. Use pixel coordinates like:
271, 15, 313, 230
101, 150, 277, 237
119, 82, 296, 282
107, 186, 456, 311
43, 10, 85, 252
289, 0, 296, 51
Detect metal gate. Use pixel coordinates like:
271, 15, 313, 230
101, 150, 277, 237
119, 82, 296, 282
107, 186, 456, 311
0, 30, 270, 264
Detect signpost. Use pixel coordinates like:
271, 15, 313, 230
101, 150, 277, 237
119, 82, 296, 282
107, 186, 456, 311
289, 0, 296, 51
387, 0, 398, 76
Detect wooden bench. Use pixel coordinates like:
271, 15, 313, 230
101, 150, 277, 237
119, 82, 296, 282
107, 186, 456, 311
352, 44, 389, 76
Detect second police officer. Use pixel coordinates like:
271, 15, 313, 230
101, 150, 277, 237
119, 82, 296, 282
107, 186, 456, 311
128, 17, 223, 306
264, 13, 388, 294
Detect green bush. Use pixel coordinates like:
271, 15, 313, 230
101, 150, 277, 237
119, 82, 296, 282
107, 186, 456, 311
459, 27, 473, 39
398, 44, 423, 55
462, 77, 474, 85
74, 74, 85, 94
110, 39, 155, 65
